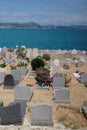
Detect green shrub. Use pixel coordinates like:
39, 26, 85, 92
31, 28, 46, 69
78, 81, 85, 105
16, 47, 27, 58
42, 53, 50, 61
36, 67, 52, 85
10, 62, 27, 69
17, 62, 27, 67
0, 63, 6, 68
31, 58, 45, 70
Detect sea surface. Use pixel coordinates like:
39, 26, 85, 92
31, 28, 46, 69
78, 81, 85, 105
0, 29, 87, 50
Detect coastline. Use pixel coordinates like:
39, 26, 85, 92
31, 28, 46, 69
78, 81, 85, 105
0, 0, 87, 128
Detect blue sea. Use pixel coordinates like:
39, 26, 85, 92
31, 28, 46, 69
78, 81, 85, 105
0, 29, 87, 50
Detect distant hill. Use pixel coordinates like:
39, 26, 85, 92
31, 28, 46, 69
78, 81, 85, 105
0, 22, 87, 29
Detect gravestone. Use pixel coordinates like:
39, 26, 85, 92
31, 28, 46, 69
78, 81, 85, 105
14, 85, 33, 101
53, 84, 65, 89
79, 73, 87, 83
4, 74, 14, 89
83, 101, 87, 106
51, 60, 61, 75
11, 69, 21, 85
53, 72, 63, 77
0, 72, 6, 84
0, 103, 22, 125
4, 58, 13, 64
53, 77, 65, 89
76, 61, 83, 67
16, 66, 27, 76
45, 61, 51, 69
54, 88, 70, 103
82, 101, 87, 119
31, 104, 53, 126
9, 102, 26, 117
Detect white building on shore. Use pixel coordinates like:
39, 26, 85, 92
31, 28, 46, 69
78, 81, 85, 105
26, 48, 33, 61
32, 48, 39, 58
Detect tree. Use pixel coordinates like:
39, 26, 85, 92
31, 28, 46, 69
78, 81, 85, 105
0, 63, 6, 68
31, 58, 45, 70
42, 53, 50, 61
35, 67, 52, 86
16, 47, 27, 58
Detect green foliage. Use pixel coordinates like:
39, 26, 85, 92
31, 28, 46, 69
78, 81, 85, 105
10, 62, 27, 69
18, 128, 20, 130
17, 62, 27, 67
27, 108, 31, 113
36, 67, 50, 75
58, 116, 66, 123
0, 63, 6, 68
31, 58, 45, 70
35, 67, 52, 85
42, 53, 50, 61
16, 47, 27, 58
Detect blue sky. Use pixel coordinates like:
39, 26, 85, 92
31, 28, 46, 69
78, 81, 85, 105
0, 0, 87, 25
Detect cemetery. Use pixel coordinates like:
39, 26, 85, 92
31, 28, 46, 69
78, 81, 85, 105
0, 47, 87, 130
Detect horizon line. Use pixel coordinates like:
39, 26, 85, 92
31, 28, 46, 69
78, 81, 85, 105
0, 22, 87, 26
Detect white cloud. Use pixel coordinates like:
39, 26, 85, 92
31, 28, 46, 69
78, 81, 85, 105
0, 11, 87, 25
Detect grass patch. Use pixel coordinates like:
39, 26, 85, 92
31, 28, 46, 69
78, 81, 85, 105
57, 105, 83, 129
58, 116, 66, 122
58, 116, 78, 129
27, 108, 31, 113
58, 105, 80, 112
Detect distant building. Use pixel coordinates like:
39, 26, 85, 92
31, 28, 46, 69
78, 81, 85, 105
26, 48, 33, 59
32, 48, 39, 58
71, 49, 77, 54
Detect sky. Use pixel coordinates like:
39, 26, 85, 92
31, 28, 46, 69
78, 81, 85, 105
0, 0, 87, 25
